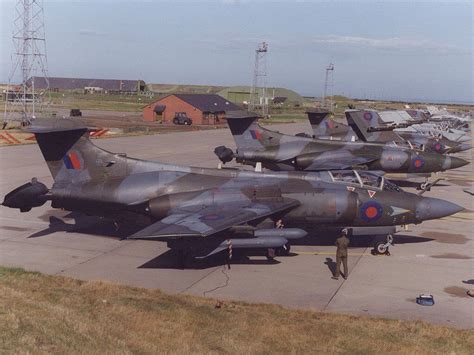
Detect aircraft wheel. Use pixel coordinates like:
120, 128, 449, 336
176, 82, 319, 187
266, 248, 276, 261
374, 241, 388, 255
276, 243, 291, 256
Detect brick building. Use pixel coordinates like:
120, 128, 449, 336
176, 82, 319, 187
142, 94, 241, 125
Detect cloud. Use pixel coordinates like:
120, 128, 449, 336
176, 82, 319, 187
190, 34, 468, 56
308, 35, 467, 54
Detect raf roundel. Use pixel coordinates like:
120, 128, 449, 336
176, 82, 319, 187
363, 111, 373, 121
359, 201, 383, 222
412, 155, 425, 169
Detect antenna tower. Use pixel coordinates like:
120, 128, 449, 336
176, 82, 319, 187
322, 63, 334, 112
3, 0, 50, 128
249, 42, 268, 117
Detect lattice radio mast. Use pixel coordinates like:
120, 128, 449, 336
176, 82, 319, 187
3, 0, 50, 128
322, 63, 334, 112
249, 42, 268, 117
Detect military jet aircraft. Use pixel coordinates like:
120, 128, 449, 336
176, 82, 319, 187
215, 111, 468, 173
301, 109, 356, 141
380, 110, 471, 143
345, 109, 471, 154
1, 119, 464, 265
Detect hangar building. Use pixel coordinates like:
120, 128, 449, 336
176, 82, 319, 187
143, 94, 241, 125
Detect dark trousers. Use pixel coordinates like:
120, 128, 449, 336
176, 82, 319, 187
335, 254, 348, 277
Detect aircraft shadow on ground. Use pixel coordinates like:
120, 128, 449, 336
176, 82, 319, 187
138, 249, 280, 270
28, 211, 434, 270
389, 180, 449, 189
28, 212, 140, 240
293, 233, 434, 247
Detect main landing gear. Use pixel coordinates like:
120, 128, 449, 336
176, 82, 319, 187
372, 234, 393, 256
275, 243, 291, 257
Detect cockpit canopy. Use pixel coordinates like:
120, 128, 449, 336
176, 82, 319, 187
328, 170, 402, 192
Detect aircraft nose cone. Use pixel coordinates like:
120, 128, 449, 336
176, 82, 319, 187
453, 143, 472, 153
449, 156, 470, 169
441, 155, 470, 170
416, 197, 464, 221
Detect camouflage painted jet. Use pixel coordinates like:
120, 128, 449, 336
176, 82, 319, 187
216, 111, 468, 173
1, 119, 464, 264
380, 110, 471, 143
302, 109, 356, 141
345, 109, 471, 154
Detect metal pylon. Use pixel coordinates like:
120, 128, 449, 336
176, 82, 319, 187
323, 63, 334, 112
3, 0, 50, 128
249, 42, 268, 117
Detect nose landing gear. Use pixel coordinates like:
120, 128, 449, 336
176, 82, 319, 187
372, 234, 393, 255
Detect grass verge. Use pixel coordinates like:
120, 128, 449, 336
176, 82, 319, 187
1, 266, 473, 354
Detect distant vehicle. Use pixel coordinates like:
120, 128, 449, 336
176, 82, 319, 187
173, 113, 192, 125
70, 109, 82, 117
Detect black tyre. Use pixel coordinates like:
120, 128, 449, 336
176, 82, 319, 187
374, 241, 388, 255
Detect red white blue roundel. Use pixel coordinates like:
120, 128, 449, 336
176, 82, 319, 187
325, 120, 335, 129
411, 155, 425, 169
359, 201, 383, 222
363, 111, 373, 121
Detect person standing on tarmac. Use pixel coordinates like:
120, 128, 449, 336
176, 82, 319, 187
332, 228, 350, 280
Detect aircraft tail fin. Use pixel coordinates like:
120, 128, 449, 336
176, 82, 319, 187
345, 109, 400, 142
30, 119, 122, 184
306, 109, 332, 137
225, 110, 276, 151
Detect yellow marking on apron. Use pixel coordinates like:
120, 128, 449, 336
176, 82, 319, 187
294, 251, 368, 256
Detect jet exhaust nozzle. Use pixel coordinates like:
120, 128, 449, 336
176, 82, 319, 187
2, 179, 49, 212
214, 145, 235, 164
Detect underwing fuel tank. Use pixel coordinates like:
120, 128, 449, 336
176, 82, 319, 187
2, 179, 49, 212
197, 228, 307, 258
197, 236, 287, 259
254, 228, 307, 240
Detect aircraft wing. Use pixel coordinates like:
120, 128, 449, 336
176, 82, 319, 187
128, 198, 299, 239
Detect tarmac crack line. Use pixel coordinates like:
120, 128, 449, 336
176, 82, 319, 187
53, 240, 135, 276
322, 246, 369, 311
3, 238, 123, 254
179, 267, 221, 294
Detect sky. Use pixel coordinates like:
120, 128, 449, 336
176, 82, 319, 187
0, 0, 472, 102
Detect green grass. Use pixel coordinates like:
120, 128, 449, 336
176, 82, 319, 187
47, 92, 157, 112
1, 266, 473, 354
265, 113, 307, 123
